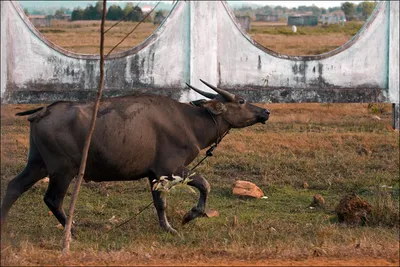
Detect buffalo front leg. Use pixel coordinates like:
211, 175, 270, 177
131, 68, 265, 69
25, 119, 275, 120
148, 178, 178, 234
181, 168, 211, 225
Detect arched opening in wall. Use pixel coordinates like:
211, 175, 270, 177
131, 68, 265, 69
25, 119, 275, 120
231, 1, 377, 56
19, 1, 172, 55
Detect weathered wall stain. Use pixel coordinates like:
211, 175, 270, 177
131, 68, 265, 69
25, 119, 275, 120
1, 0, 189, 103
224, 86, 383, 103
0, 0, 398, 109
6, 88, 184, 104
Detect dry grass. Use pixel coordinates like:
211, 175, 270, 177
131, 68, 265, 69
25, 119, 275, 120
250, 34, 350, 55
1, 103, 399, 266
1, 14, 397, 267
248, 21, 364, 55
1, 241, 399, 266
38, 20, 158, 55
36, 20, 365, 56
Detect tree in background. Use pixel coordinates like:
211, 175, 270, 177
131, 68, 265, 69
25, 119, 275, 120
106, 5, 123, 21
82, 1, 103, 20
273, 5, 288, 15
341, 2, 356, 20
94, 1, 103, 20
357, 1, 377, 20
261, 5, 273, 14
54, 7, 69, 19
310, 5, 320, 16
297, 5, 309, 13
71, 2, 144, 21
71, 7, 85, 21
123, 3, 143, 22
328, 7, 341, 13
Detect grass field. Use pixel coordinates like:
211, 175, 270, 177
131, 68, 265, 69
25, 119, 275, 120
37, 20, 365, 56
250, 21, 364, 55
1, 103, 399, 265
1, 13, 398, 266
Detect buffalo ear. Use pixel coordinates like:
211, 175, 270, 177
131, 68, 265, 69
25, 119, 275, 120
202, 100, 227, 115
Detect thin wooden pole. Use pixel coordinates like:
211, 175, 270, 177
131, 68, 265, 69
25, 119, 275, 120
62, 0, 107, 255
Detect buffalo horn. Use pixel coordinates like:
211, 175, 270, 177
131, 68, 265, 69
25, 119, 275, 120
186, 83, 217, 99
199, 79, 235, 102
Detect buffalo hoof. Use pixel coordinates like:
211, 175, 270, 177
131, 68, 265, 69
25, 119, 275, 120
182, 207, 204, 225
71, 227, 77, 239
163, 225, 179, 235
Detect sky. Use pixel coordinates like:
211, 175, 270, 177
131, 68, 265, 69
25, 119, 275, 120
109, 1, 365, 8
106, 0, 363, 8
18, 0, 366, 11
234, 1, 363, 8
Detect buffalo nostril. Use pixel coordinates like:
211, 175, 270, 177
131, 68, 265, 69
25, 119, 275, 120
265, 109, 270, 115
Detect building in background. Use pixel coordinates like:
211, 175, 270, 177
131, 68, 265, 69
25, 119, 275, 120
58, 14, 71, 21
255, 14, 279, 22
288, 15, 318, 26
321, 11, 346, 25
28, 15, 51, 27
141, 5, 153, 14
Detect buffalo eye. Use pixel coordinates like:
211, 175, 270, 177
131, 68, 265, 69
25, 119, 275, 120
238, 99, 245, 105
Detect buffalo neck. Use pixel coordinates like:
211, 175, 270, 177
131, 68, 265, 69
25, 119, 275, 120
183, 104, 231, 149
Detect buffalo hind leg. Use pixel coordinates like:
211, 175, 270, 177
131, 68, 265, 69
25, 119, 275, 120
149, 177, 178, 234
1, 163, 47, 224
44, 171, 75, 234
181, 168, 211, 225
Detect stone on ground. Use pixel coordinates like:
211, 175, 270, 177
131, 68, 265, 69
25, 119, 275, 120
232, 180, 264, 198
204, 209, 219, 218
311, 194, 325, 208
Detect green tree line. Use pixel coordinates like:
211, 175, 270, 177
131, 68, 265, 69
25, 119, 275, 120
236, 1, 377, 21
341, 1, 377, 21
71, 1, 144, 21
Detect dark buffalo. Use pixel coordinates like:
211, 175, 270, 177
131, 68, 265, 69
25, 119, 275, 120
0, 80, 270, 234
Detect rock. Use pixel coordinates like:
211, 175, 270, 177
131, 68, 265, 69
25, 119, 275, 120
204, 209, 219, 218
232, 180, 264, 198
335, 193, 372, 225
311, 194, 325, 208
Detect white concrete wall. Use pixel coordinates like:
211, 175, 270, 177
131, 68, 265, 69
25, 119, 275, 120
389, 1, 399, 104
0, 0, 398, 105
218, 1, 388, 91
1, 1, 8, 97
1, 1, 190, 102
188, 1, 219, 98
